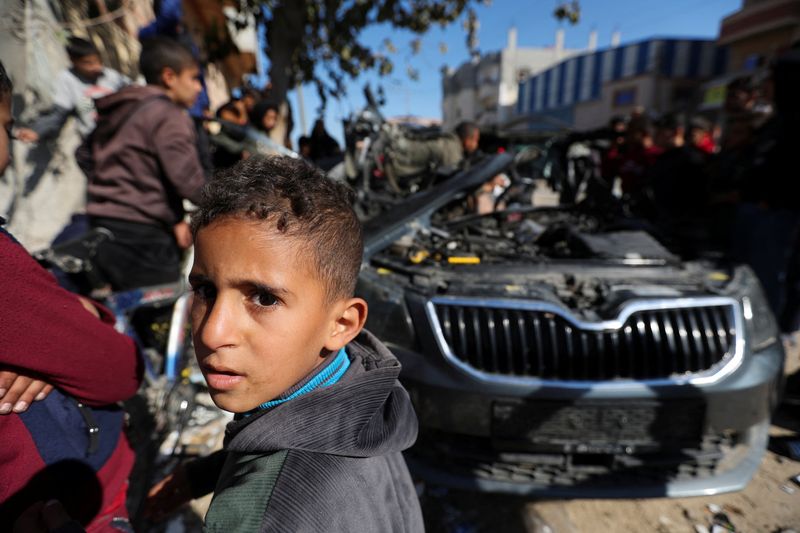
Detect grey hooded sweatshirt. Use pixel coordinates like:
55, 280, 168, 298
190, 330, 424, 533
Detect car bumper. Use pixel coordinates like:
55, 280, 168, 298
395, 340, 784, 498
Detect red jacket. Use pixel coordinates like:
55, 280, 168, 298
0, 229, 142, 531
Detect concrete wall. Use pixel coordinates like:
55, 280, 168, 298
0, 0, 152, 251
0, 0, 83, 251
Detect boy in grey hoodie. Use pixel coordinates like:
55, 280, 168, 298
146, 156, 424, 532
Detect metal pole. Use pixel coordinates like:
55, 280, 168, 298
296, 81, 307, 136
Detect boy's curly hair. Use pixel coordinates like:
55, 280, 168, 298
191, 156, 362, 302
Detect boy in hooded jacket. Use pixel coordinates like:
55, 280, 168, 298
146, 155, 424, 532
85, 36, 206, 290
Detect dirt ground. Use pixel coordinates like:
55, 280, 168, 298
420, 336, 800, 533
524, 415, 800, 533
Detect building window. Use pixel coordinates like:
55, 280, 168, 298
612, 87, 637, 107
517, 68, 531, 83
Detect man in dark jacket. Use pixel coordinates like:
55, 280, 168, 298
86, 37, 206, 290
146, 156, 424, 532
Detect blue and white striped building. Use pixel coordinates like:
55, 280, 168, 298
515, 38, 728, 131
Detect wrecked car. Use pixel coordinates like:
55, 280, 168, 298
356, 151, 785, 497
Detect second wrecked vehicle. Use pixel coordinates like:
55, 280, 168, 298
356, 151, 784, 497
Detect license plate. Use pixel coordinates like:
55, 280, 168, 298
492, 400, 704, 449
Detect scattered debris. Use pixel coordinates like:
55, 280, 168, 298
702, 503, 737, 533
711, 514, 736, 532
790, 473, 800, 487
781, 484, 796, 495
694, 525, 710, 533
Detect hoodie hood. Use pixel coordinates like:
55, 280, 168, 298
223, 330, 418, 458
93, 85, 168, 144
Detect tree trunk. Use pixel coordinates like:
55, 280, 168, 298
265, 0, 306, 106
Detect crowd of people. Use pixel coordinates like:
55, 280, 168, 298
585, 48, 800, 334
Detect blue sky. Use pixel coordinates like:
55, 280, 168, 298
287, 0, 741, 146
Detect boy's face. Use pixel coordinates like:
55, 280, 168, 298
163, 65, 202, 109
72, 54, 103, 81
189, 217, 342, 413
0, 96, 12, 176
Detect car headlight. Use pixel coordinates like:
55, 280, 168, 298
741, 277, 780, 352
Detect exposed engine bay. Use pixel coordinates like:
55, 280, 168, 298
386, 205, 677, 266
369, 205, 734, 320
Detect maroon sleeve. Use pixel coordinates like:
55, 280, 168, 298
0, 231, 142, 405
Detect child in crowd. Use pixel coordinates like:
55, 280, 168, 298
85, 36, 206, 290
147, 156, 424, 532
16, 36, 129, 143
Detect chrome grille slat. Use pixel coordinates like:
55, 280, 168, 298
547, 316, 559, 379
515, 310, 529, 375
429, 298, 741, 383
579, 331, 590, 380
623, 324, 635, 377
594, 331, 605, 379
697, 308, 716, 369
455, 306, 467, 362
563, 325, 574, 380
531, 314, 544, 376
471, 307, 484, 369
635, 317, 648, 378
499, 309, 514, 374
482, 309, 500, 372
686, 309, 705, 370
648, 312, 666, 377
710, 306, 729, 354
673, 310, 691, 373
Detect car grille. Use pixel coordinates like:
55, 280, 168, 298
429, 298, 740, 381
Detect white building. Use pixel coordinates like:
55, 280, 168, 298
441, 28, 588, 131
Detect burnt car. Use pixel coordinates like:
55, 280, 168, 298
356, 152, 785, 497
